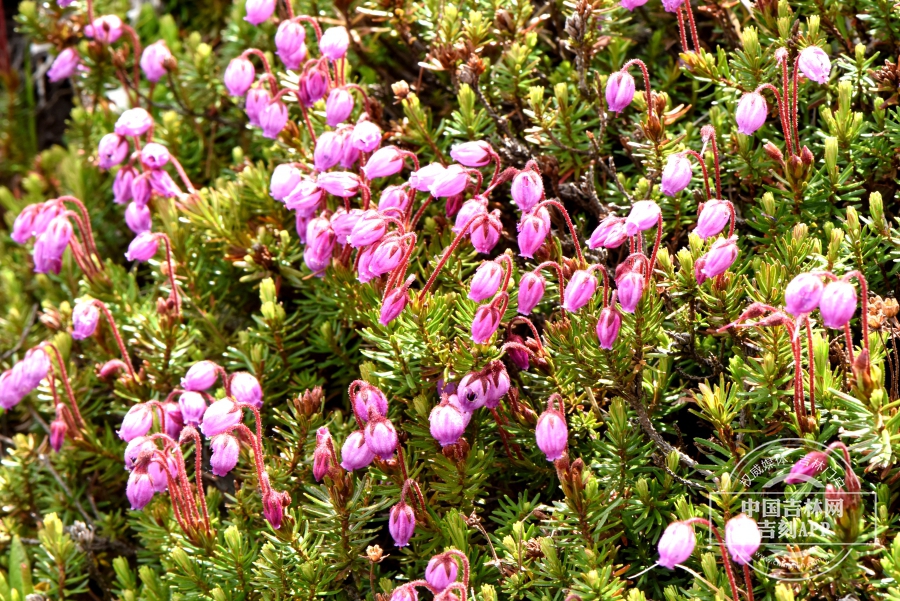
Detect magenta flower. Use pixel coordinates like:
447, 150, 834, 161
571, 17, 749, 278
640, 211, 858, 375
785, 272, 824, 316
798, 46, 831, 84
317, 172, 361, 197
115, 108, 154, 137
535, 401, 567, 461
363, 146, 405, 179
131, 172, 152, 206
149, 170, 181, 198
72, 300, 100, 340
49, 416, 67, 452
453, 197, 488, 233
275, 20, 306, 59
125, 232, 159, 265
11, 204, 43, 244
98, 133, 129, 169
696, 236, 738, 282
596, 303, 622, 350
326, 88, 355, 126
562, 270, 597, 313
471, 303, 501, 344
661, 154, 693, 197
352, 382, 389, 422
179, 392, 207, 426
262, 487, 289, 529
784, 450, 829, 484
313, 427, 334, 481
300, 64, 329, 105
380, 286, 411, 325
588, 215, 628, 249
112, 167, 136, 204
224, 57, 255, 97
660, 0, 685, 12
245, 87, 271, 126
617, 271, 644, 313
279, 43, 308, 71
33, 216, 73, 274
347, 210, 387, 248
378, 185, 411, 214
270, 164, 303, 201
620, 0, 649, 9
429, 165, 470, 198
88, 15, 123, 44
429, 398, 467, 446
518, 207, 550, 258
231, 372, 263, 408
695, 199, 731, 240
340, 430, 375, 470
724, 515, 761, 565
518, 272, 546, 315
469, 261, 504, 302
364, 414, 399, 458
182, 361, 219, 391
351, 120, 382, 153
736, 92, 768, 136
320, 26, 350, 60
305, 217, 336, 274
450, 141, 494, 167
409, 163, 446, 192
244, 0, 276, 25
48, 48, 80, 82
210, 434, 240, 477
624, 200, 661, 236
391, 585, 418, 601
605, 71, 636, 113
259, 100, 288, 139
657, 521, 696, 569
127, 471, 156, 510
119, 403, 155, 441
511, 169, 544, 212
389, 501, 416, 547
819, 280, 857, 329
140, 41, 172, 83
425, 555, 459, 591
470, 210, 502, 253
200, 399, 243, 437
313, 130, 344, 171
0, 371, 22, 410
163, 401, 184, 439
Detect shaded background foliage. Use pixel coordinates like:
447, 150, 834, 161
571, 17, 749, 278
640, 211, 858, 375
1, 0, 900, 600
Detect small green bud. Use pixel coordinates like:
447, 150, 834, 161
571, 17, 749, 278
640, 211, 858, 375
824, 136, 838, 172
480, 585, 498, 601
792, 223, 808, 242
846, 206, 860, 234
232, 147, 244, 164
741, 26, 760, 58
775, 583, 795, 601
855, 43, 866, 63
162, 110, 179, 129
838, 80, 852, 115
807, 15, 820, 39
761, 192, 776, 216
870, 192, 884, 227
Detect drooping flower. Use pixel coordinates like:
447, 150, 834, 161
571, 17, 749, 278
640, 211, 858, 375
270, 164, 303, 201
352, 382, 389, 422
340, 430, 375, 470
425, 554, 459, 591
231, 372, 263, 408
380, 285, 411, 326
657, 521, 696, 569
127, 470, 156, 510
624, 201, 661, 236
351, 120, 382, 153
118, 403, 155, 441
469, 261, 504, 302
317, 172, 361, 197
511, 169, 544, 212
48, 48, 80, 82
200, 398, 243, 437
244, 0, 276, 25
259, 100, 288, 139
620, 0, 649, 10
72, 300, 100, 340
364, 414, 399, 458
224, 57, 255, 97
724, 514, 761, 566
313, 427, 334, 481
141, 142, 170, 169
275, 20, 306, 60
33, 216, 73, 274
87, 15, 124, 44
785, 272, 824, 316
518, 271, 546, 315
408, 163, 446, 192
450, 141, 494, 167
605, 71, 636, 113
140, 41, 172, 83
819, 280, 857, 329
326, 88, 355, 126
125, 202, 152, 234
389, 501, 416, 547
179, 391, 208, 426
182, 360, 219, 391
115, 108, 154, 137
588, 216, 628, 249
596, 302, 622, 350
470, 210, 502, 254
363, 146, 405, 179
471, 303, 502, 344
210, 434, 241, 477
562, 270, 597, 313
98, 134, 129, 169
735, 92, 768, 136
798, 46, 831, 85
784, 450, 829, 484
535, 401, 567, 461
616, 271, 644, 314
320, 26, 350, 60
429, 397, 467, 447
695, 200, 731, 240
696, 237, 739, 282
429, 165, 470, 198
518, 208, 550, 258
660, 154, 693, 197
245, 87, 271, 126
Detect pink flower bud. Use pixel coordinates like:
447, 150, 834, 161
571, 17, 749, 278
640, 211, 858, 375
275, 19, 306, 59
389, 501, 416, 547
517, 271, 546, 315
245, 87, 271, 126
819, 280, 857, 329
347, 210, 387, 248
624, 200, 661, 236
697, 236, 739, 281
511, 169, 544, 212
11, 204, 42, 244
98, 133, 129, 169
300, 63, 329, 105
620, 0, 649, 10
429, 165, 470, 198
113, 166, 136, 204
313, 427, 334, 481
661, 154, 693, 197
518, 207, 550, 258
224, 57, 255, 97
119, 403, 154, 441
785, 272, 824, 316
115, 108, 154, 137
484, 362, 510, 408
351, 119, 382, 153
469, 260, 504, 302
200, 398, 242, 437
471, 303, 501, 344
453, 197, 488, 233
140, 41, 172, 83
149, 170, 181, 198
425, 555, 459, 591
317, 171, 361, 197
210, 434, 241, 477
262, 487, 290, 529
470, 210, 502, 254
124, 436, 153, 470
231, 372, 263, 408
326, 88, 355, 126
72, 300, 99, 340
33, 216, 73, 274
131, 172, 152, 206
798, 46, 831, 85
320, 26, 350, 60
124, 232, 158, 262
31, 202, 64, 238
48, 48, 80, 82
725, 515, 761, 565
736, 92, 768, 136
88, 15, 123, 44
380, 286, 410, 325
562, 270, 597, 313
695, 199, 731, 239
314, 130, 344, 171
588, 215, 628, 249
450, 141, 494, 167
368, 234, 405, 276
391, 585, 419, 601
125, 202, 152, 234
605, 71, 636, 113
50, 417, 67, 452
660, 0, 685, 12
163, 401, 184, 439
244, 0, 276, 25
616, 271, 644, 314
457, 372, 489, 411
340, 430, 375, 470
127, 471, 156, 509
409, 163, 446, 192
363, 146, 405, 179
784, 450, 829, 484
179, 391, 207, 425
305, 216, 336, 274
260, 100, 288, 139
181, 360, 218, 392
140, 142, 170, 169
280, 42, 309, 71
506, 333, 530, 371
19, 348, 50, 393
535, 403, 567, 461
596, 303, 622, 349
430, 397, 467, 447
364, 414, 398, 458
284, 179, 324, 216
378, 185, 411, 214
657, 521, 695, 569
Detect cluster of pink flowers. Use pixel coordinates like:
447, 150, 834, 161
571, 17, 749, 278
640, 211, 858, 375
657, 514, 761, 572
389, 550, 470, 601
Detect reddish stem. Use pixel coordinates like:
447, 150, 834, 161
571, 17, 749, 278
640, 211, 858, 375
509, 316, 545, 353
682, 150, 712, 201
704, 128, 723, 198
241, 49, 278, 95
91, 300, 137, 381
292, 15, 322, 42
683, 518, 741, 601
155, 234, 182, 316
181, 427, 211, 533
418, 214, 487, 300
121, 25, 143, 98
535, 261, 566, 307
676, 7, 689, 52
843, 271, 870, 355
533, 200, 584, 265
168, 156, 197, 193
622, 59, 654, 124
755, 83, 792, 158
44, 344, 85, 427
683, 1, 701, 54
